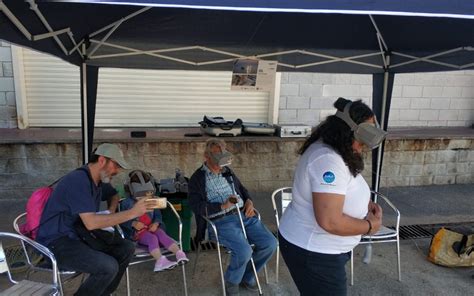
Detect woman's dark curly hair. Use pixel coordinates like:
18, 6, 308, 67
299, 97, 374, 177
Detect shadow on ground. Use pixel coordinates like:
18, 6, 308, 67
1, 184, 473, 295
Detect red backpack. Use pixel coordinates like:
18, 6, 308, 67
19, 186, 55, 239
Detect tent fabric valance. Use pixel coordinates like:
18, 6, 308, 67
1, 1, 473, 74
39, 1, 474, 19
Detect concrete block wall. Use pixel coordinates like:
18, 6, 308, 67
0, 139, 472, 201
0, 42, 16, 128
279, 71, 474, 127
378, 139, 474, 187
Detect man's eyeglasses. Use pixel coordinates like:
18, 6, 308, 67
106, 158, 122, 170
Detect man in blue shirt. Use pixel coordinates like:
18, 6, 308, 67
37, 143, 151, 296
189, 139, 277, 296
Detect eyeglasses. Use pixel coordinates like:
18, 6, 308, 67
106, 158, 122, 170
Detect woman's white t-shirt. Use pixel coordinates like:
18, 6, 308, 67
279, 141, 370, 254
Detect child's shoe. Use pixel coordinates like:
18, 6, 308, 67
154, 256, 177, 272
176, 250, 189, 265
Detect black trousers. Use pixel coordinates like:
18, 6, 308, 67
49, 236, 135, 296
279, 233, 350, 296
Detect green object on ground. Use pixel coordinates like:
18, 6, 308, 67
115, 184, 127, 200
161, 197, 193, 252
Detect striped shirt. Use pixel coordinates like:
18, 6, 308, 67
202, 165, 243, 217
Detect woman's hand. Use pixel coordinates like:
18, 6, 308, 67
148, 222, 160, 233
313, 192, 383, 236
366, 202, 383, 234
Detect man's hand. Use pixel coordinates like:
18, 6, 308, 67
131, 198, 154, 217
148, 222, 160, 233
133, 221, 146, 230
221, 195, 239, 210
243, 199, 255, 218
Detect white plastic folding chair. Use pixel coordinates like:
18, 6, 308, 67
13, 213, 84, 295
0, 231, 60, 296
119, 200, 188, 296
350, 190, 401, 285
270, 187, 292, 283
192, 208, 268, 296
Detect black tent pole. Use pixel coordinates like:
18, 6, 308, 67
371, 56, 395, 193
79, 42, 99, 164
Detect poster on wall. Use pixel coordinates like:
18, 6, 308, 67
231, 59, 277, 91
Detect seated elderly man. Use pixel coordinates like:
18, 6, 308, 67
189, 139, 277, 296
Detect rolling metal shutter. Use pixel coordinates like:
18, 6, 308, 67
20, 48, 270, 127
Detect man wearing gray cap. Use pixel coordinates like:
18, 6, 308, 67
189, 139, 277, 296
37, 143, 152, 296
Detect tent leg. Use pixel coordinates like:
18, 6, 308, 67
374, 69, 389, 192
79, 43, 99, 164
371, 56, 394, 192
80, 61, 89, 165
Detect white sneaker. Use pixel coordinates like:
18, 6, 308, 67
154, 256, 177, 272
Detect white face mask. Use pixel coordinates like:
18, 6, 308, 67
210, 151, 233, 167
100, 170, 111, 184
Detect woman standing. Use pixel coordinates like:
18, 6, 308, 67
278, 97, 384, 296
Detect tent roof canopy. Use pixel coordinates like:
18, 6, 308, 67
0, 0, 473, 73
43, 0, 474, 19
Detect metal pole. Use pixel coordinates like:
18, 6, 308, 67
80, 44, 88, 164
230, 178, 263, 295
374, 55, 391, 193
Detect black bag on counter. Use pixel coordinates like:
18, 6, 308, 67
199, 115, 242, 136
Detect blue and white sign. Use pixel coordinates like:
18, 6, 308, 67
322, 171, 335, 184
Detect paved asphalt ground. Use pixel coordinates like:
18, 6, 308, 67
1, 184, 473, 295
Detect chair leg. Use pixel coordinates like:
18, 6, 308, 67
80, 273, 86, 284
125, 267, 131, 296
216, 241, 226, 296
396, 238, 401, 282
264, 265, 269, 284
57, 273, 64, 296
350, 249, 354, 286
276, 245, 280, 284
181, 263, 188, 296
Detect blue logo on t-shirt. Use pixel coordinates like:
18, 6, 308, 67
323, 171, 335, 183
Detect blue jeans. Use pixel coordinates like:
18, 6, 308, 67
209, 213, 277, 285
279, 233, 351, 296
49, 236, 135, 296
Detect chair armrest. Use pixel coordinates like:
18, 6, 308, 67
253, 208, 261, 220
115, 224, 125, 238
371, 191, 401, 232
371, 191, 400, 216
166, 200, 183, 247
166, 201, 183, 225
271, 187, 292, 228
12, 213, 27, 234
0, 232, 59, 286
201, 215, 220, 244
